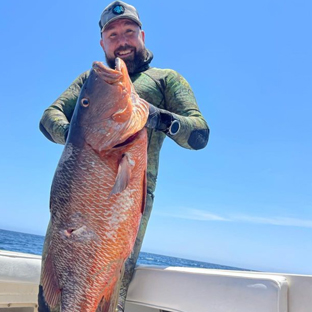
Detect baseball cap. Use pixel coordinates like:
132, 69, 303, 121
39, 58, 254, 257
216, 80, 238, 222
99, 1, 142, 32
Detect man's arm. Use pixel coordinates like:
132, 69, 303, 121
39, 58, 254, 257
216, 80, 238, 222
39, 71, 89, 144
146, 70, 209, 150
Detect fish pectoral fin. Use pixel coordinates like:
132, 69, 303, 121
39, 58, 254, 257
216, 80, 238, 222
110, 153, 133, 195
40, 252, 61, 308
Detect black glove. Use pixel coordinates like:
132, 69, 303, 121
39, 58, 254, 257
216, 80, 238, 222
145, 103, 180, 135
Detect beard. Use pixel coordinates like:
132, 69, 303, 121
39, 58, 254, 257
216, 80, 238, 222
105, 45, 148, 74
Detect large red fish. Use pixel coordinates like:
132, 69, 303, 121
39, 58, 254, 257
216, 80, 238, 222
39, 58, 149, 312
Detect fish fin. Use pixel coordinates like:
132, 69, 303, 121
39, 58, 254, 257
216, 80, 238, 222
110, 154, 132, 195
96, 298, 110, 312
141, 170, 147, 214
108, 263, 125, 312
41, 252, 61, 308
38, 285, 51, 312
96, 263, 125, 312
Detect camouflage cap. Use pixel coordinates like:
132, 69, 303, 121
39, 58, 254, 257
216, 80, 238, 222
99, 1, 142, 32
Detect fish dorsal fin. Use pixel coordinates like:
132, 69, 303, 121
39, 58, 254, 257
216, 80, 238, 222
110, 153, 134, 195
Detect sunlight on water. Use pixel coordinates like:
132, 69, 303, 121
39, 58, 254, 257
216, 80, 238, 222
0, 228, 249, 271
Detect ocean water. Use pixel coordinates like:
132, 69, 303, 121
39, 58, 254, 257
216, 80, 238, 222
0, 228, 247, 271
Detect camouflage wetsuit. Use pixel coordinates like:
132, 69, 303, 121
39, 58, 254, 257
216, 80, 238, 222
39, 51, 209, 312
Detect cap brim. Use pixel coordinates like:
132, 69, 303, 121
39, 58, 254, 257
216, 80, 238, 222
101, 15, 142, 32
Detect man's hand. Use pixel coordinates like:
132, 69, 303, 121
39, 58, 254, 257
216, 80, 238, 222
145, 103, 180, 135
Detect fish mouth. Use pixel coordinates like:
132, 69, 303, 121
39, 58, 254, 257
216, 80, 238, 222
92, 61, 123, 84
92, 57, 128, 83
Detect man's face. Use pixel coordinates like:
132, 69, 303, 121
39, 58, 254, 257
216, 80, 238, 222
100, 18, 146, 74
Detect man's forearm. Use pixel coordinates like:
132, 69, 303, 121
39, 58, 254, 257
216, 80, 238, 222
39, 71, 90, 144
145, 103, 209, 150
40, 108, 70, 145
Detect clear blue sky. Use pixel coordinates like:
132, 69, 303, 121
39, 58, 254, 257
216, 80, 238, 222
1, 0, 311, 275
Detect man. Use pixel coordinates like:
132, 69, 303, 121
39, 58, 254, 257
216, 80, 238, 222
39, 1, 209, 311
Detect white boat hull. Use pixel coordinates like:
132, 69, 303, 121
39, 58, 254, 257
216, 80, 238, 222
0, 250, 311, 312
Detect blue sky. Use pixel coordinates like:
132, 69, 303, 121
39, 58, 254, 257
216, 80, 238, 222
1, 0, 311, 274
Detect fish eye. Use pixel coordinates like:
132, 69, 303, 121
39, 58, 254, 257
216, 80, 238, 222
81, 98, 89, 107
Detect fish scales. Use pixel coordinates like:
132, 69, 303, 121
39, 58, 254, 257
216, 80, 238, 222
50, 141, 145, 309
40, 58, 149, 312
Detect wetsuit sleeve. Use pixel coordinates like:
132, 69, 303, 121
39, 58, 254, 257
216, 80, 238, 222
39, 71, 89, 144
164, 70, 209, 150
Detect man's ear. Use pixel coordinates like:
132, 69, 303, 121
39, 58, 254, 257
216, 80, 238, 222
100, 38, 105, 52
141, 30, 145, 43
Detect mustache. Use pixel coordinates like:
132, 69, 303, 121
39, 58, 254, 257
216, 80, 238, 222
114, 44, 136, 55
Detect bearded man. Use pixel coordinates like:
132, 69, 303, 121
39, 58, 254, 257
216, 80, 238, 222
38, 1, 209, 311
